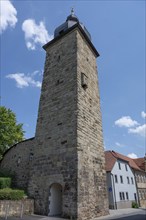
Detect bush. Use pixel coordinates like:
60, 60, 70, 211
132, 201, 139, 208
0, 177, 11, 189
0, 188, 25, 200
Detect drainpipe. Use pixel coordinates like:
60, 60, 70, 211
111, 173, 117, 209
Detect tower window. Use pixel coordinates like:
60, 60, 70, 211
81, 72, 88, 89
59, 30, 64, 35
57, 55, 60, 61
56, 79, 64, 85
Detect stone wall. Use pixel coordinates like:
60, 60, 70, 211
0, 138, 35, 190
76, 30, 109, 219
0, 199, 34, 217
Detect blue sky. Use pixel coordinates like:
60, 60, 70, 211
0, 0, 145, 158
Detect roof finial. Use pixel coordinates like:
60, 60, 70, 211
71, 7, 74, 16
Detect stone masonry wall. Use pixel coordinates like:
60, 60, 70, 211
0, 138, 35, 190
28, 30, 78, 218
0, 199, 34, 217
76, 30, 109, 219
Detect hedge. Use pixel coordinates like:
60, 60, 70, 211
0, 188, 25, 200
132, 201, 139, 208
0, 177, 11, 189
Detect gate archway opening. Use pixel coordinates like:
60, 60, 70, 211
48, 183, 62, 216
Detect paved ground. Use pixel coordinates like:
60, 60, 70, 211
1, 208, 146, 220
96, 208, 146, 220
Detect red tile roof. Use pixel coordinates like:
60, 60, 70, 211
105, 151, 116, 172
105, 150, 143, 172
133, 158, 145, 171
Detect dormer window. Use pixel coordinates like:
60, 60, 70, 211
59, 30, 64, 35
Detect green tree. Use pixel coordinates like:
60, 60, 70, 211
0, 106, 25, 159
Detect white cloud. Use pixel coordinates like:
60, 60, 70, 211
128, 124, 146, 137
127, 153, 138, 159
0, 0, 17, 33
115, 142, 123, 147
141, 111, 146, 119
22, 19, 53, 50
6, 71, 42, 88
115, 116, 139, 128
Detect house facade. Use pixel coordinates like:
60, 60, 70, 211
105, 151, 137, 209
134, 158, 146, 208
105, 151, 146, 209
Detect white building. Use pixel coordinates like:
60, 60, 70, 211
105, 151, 138, 209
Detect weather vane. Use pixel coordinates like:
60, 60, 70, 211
71, 7, 74, 15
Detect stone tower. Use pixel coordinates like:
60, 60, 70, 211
28, 11, 109, 219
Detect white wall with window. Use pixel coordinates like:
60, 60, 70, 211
107, 159, 137, 209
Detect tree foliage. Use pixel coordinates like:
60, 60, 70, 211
0, 106, 25, 159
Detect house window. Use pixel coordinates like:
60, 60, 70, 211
125, 164, 128, 171
119, 192, 125, 200
122, 192, 125, 200
119, 192, 122, 200
115, 175, 118, 183
131, 177, 134, 184
120, 175, 123, 183
126, 192, 129, 200
127, 177, 130, 184
118, 162, 121, 170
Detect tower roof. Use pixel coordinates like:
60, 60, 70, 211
66, 8, 79, 22
54, 10, 91, 41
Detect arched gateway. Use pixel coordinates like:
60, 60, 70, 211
48, 183, 62, 216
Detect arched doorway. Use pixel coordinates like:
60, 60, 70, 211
48, 183, 62, 216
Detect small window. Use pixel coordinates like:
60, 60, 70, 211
120, 175, 123, 183
29, 153, 34, 161
126, 192, 129, 200
59, 30, 64, 35
119, 192, 122, 200
115, 175, 118, 183
131, 177, 134, 184
118, 162, 121, 170
125, 164, 128, 171
127, 177, 130, 184
122, 192, 125, 200
81, 72, 88, 89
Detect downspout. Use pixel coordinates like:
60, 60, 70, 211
111, 173, 117, 209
